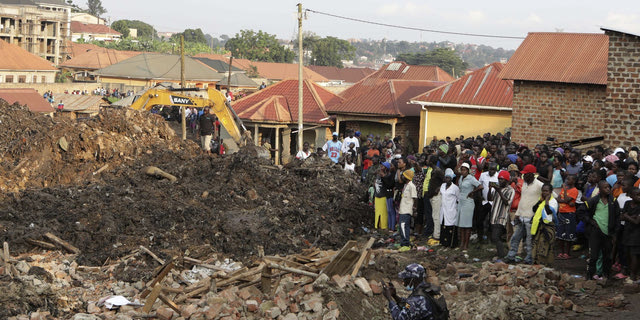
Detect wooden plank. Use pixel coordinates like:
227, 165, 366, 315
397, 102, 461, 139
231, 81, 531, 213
267, 263, 319, 278
158, 294, 180, 313
2, 241, 10, 262
26, 239, 57, 250
350, 237, 376, 278
321, 240, 358, 276
44, 232, 80, 254
141, 259, 175, 299
142, 284, 162, 313
216, 264, 264, 287
139, 246, 165, 265
175, 279, 210, 303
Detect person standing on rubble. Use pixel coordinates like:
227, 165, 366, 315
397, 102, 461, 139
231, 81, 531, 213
488, 170, 515, 260
383, 263, 448, 320
198, 107, 215, 154
323, 132, 342, 164
398, 170, 417, 251
504, 165, 543, 264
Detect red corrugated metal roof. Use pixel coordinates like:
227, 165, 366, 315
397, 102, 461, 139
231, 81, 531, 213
0, 39, 57, 71
60, 49, 141, 69
338, 61, 454, 102
0, 88, 54, 113
413, 62, 513, 108
231, 79, 337, 125
499, 32, 608, 85
70, 21, 121, 35
307, 65, 375, 83
326, 79, 445, 116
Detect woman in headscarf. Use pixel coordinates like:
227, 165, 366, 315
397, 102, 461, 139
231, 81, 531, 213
440, 168, 460, 248
457, 162, 483, 251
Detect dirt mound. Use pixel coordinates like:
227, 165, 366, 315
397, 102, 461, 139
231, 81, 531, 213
0, 102, 372, 269
0, 102, 195, 192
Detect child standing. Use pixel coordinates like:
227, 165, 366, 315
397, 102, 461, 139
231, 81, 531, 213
398, 170, 417, 251
621, 188, 640, 283
556, 174, 579, 259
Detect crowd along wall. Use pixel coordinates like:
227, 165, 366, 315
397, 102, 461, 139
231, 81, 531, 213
604, 30, 640, 147
0, 82, 101, 94
510, 81, 607, 147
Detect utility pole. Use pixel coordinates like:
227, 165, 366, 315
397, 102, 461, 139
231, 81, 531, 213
180, 35, 186, 140
297, 3, 303, 153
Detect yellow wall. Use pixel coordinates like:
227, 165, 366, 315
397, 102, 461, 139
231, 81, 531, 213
420, 106, 511, 147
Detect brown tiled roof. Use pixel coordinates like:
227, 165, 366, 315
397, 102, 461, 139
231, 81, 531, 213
339, 61, 454, 101
499, 32, 609, 85
60, 49, 141, 70
327, 79, 445, 117
0, 39, 56, 71
413, 62, 513, 109
307, 65, 375, 83
231, 79, 337, 125
70, 21, 121, 35
0, 88, 54, 113
67, 42, 104, 58
246, 61, 328, 82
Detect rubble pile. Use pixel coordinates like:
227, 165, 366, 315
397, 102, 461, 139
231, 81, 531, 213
0, 102, 193, 192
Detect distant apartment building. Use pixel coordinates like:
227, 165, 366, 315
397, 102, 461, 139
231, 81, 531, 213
70, 21, 120, 42
0, 0, 71, 65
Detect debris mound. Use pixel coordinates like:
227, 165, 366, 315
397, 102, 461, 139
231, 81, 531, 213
0, 102, 372, 270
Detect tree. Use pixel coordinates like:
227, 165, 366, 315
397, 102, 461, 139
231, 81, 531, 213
110, 20, 157, 39
86, 0, 106, 18
396, 48, 469, 78
225, 29, 294, 63
172, 28, 207, 44
307, 36, 355, 68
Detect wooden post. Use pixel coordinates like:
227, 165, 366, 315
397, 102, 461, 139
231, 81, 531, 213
254, 124, 259, 146
391, 119, 397, 138
180, 35, 186, 141
297, 3, 304, 154
275, 128, 280, 165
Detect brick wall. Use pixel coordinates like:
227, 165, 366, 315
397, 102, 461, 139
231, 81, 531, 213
395, 116, 420, 153
511, 81, 606, 147
604, 30, 640, 147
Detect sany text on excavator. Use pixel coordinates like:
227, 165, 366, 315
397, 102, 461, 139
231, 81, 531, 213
130, 86, 250, 146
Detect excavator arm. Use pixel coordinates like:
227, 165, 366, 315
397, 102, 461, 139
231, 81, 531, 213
129, 87, 247, 145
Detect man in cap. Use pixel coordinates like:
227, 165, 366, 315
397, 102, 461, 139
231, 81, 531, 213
504, 164, 543, 264
398, 170, 417, 251
322, 132, 343, 164
383, 263, 447, 320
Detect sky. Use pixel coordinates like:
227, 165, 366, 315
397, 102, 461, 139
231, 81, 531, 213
98, 0, 640, 50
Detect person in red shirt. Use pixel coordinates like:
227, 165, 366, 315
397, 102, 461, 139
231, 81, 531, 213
556, 174, 579, 259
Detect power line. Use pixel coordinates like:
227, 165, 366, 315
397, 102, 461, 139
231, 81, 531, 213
305, 8, 526, 40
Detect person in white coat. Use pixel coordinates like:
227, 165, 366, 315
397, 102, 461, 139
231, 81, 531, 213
440, 168, 460, 247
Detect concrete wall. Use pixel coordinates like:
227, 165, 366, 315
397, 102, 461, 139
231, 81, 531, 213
0, 71, 56, 84
510, 81, 606, 147
422, 107, 512, 146
604, 30, 640, 147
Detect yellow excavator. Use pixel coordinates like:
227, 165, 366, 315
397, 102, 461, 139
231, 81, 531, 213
129, 86, 269, 158
130, 86, 248, 145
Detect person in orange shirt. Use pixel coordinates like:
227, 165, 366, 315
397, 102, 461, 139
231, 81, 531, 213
556, 174, 579, 259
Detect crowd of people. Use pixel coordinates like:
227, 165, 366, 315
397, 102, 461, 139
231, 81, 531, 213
310, 129, 640, 283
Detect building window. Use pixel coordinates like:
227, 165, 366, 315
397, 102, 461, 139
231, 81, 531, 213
33, 75, 37, 83
18, 75, 26, 83
41, 76, 46, 83
5, 75, 13, 83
